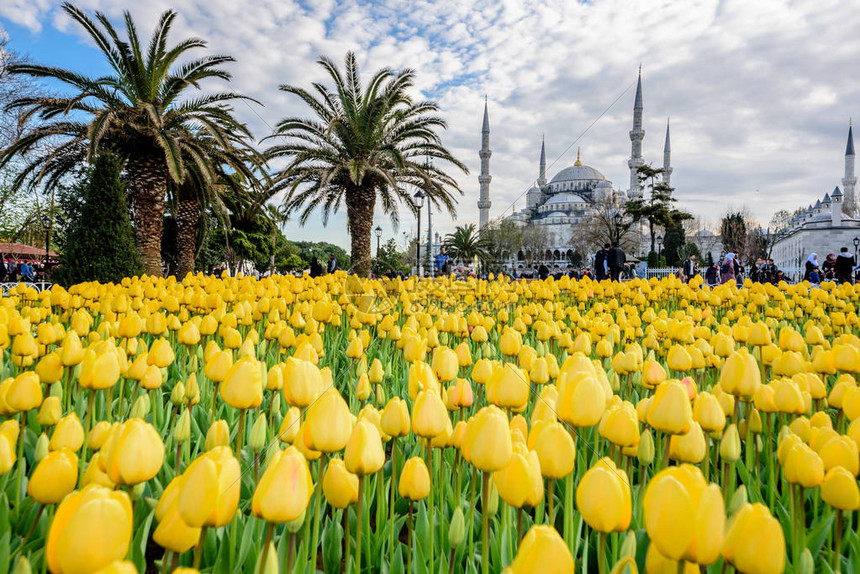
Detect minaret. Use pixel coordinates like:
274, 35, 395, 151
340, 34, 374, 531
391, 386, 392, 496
662, 118, 672, 187
538, 135, 547, 187
843, 120, 856, 215
628, 67, 645, 196
478, 97, 492, 228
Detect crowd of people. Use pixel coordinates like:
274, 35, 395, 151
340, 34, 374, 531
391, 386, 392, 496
0, 258, 48, 283
803, 248, 858, 284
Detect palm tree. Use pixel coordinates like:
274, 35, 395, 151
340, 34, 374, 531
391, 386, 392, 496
0, 3, 259, 276
444, 224, 490, 265
266, 52, 467, 276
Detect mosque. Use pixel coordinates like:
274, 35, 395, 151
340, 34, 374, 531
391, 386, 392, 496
477, 71, 672, 268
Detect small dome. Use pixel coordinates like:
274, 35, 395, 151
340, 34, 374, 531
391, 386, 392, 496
544, 192, 586, 205
528, 183, 541, 194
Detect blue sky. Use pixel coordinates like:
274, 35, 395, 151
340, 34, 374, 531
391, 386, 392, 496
3, 0, 860, 251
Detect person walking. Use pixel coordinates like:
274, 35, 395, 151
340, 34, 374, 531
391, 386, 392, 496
682, 254, 698, 283
434, 247, 451, 275
720, 253, 736, 285
309, 258, 323, 278
705, 263, 719, 286
326, 254, 338, 274
835, 247, 856, 284
594, 244, 609, 281
607, 243, 626, 281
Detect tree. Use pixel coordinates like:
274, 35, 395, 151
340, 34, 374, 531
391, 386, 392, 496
1, 4, 259, 276
291, 242, 350, 271
624, 164, 690, 253
481, 219, 522, 270
443, 224, 490, 264
662, 224, 685, 267
53, 152, 142, 285
720, 212, 747, 257
571, 194, 640, 256
520, 225, 550, 266
372, 238, 409, 276
266, 52, 468, 276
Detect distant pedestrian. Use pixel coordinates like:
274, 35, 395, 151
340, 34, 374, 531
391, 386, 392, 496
309, 258, 323, 278
594, 244, 609, 281
804, 253, 820, 284
682, 254, 698, 283
538, 262, 549, 280
835, 247, 856, 284
607, 243, 626, 281
705, 263, 719, 286
720, 253, 736, 285
822, 253, 837, 281
327, 254, 338, 273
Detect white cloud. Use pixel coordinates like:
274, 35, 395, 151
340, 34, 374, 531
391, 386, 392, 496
2, 0, 859, 248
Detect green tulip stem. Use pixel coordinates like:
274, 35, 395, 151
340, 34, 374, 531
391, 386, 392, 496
15, 412, 25, 505
175, 442, 183, 476
235, 408, 246, 455
481, 471, 491, 574
210, 382, 220, 423
426, 440, 435, 572
468, 465, 477, 559
406, 502, 413, 574
356, 475, 365, 574
286, 532, 296, 574
376, 463, 384, 536
676, 560, 685, 574
344, 508, 351, 572
260, 522, 275, 573
565, 472, 574, 556
703, 438, 710, 482
597, 532, 608, 574
193, 525, 208, 569
546, 479, 554, 524
662, 432, 671, 470
833, 509, 843, 573
389, 438, 398, 552
310, 453, 326, 570
516, 507, 523, 546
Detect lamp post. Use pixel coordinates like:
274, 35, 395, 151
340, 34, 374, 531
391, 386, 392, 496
41, 214, 52, 278
657, 234, 664, 265
374, 225, 382, 277
613, 212, 622, 244
854, 236, 859, 262
414, 190, 425, 276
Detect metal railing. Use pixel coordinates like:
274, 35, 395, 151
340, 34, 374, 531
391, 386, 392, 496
1, 282, 53, 296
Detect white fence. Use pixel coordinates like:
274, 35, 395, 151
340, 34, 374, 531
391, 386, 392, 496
1, 282, 53, 296
642, 267, 806, 283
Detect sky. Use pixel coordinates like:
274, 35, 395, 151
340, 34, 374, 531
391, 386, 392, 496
2, 0, 859, 252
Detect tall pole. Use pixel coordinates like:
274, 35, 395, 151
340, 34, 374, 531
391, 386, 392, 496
376, 234, 381, 277
416, 210, 422, 277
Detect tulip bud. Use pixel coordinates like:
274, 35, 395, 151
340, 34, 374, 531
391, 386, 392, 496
170, 382, 187, 407
37, 396, 62, 427
637, 430, 655, 465
249, 413, 267, 454
270, 394, 281, 417
487, 481, 499, 517
129, 395, 150, 419
206, 420, 231, 451
285, 509, 306, 533
50, 382, 63, 401
131, 482, 146, 501
448, 507, 465, 549
34, 433, 49, 463
11, 556, 31, 574
174, 409, 191, 443
720, 424, 742, 462
797, 549, 813, 574
254, 542, 278, 574
374, 384, 386, 407
728, 485, 748, 515
619, 530, 637, 560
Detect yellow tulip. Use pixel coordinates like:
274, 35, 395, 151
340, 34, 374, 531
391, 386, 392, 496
153, 476, 201, 553
179, 447, 240, 528
323, 457, 359, 509
381, 397, 411, 438
532, 421, 575, 479
252, 446, 314, 523
6, 371, 42, 412
46, 485, 133, 574
50, 414, 85, 452
37, 396, 62, 427
693, 392, 726, 433
412, 390, 449, 439
669, 422, 707, 464
35, 352, 64, 384
465, 406, 512, 472
486, 363, 529, 411
98, 418, 164, 486
666, 345, 692, 372
344, 420, 385, 476
820, 466, 860, 510
644, 464, 725, 565
719, 350, 761, 398
721, 503, 785, 574
204, 350, 233, 383
646, 380, 692, 435
494, 445, 543, 508
398, 456, 431, 501
432, 347, 459, 382
507, 525, 574, 574
576, 457, 631, 533
557, 371, 605, 428
220, 356, 263, 410
305, 389, 353, 452
782, 441, 824, 488
599, 402, 640, 448
28, 448, 78, 504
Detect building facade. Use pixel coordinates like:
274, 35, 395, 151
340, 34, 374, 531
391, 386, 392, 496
771, 124, 860, 279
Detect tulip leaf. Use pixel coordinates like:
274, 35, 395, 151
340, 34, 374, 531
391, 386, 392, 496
806, 511, 834, 559
388, 545, 404, 574
0, 531, 9, 574
212, 530, 232, 574
235, 516, 258, 570
322, 517, 343, 574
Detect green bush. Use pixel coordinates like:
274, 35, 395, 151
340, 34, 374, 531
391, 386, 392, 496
54, 152, 143, 285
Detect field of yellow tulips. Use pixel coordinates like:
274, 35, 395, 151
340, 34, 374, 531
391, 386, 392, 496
1, 272, 860, 574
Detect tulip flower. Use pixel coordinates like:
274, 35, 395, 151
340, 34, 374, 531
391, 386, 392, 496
576, 457, 631, 534
399, 456, 431, 501
253, 446, 314, 523
153, 476, 201, 554
412, 390, 449, 439
494, 444, 543, 509
98, 418, 164, 486
721, 503, 785, 574
305, 389, 353, 452
179, 447, 241, 535
46, 485, 133, 574
506, 525, 574, 574
644, 464, 725, 567
323, 457, 359, 508
50, 414, 85, 453
557, 371, 606, 428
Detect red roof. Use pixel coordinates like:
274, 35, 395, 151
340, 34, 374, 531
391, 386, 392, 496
0, 243, 59, 258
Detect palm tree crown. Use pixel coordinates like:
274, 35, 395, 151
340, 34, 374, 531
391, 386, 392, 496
0, 3, 260, 276
266, 52, 467, 276
444, 224, 490, 264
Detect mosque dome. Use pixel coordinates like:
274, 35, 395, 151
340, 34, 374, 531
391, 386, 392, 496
550, 164, 606, 184
544, 192, 586, 205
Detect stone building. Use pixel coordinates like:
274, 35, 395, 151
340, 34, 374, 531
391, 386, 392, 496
771, 124, 860, 278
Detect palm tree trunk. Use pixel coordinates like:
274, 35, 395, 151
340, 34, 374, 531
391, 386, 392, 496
176, 196, 200, 279
127, 157, 167, 277
346, 187, 376, 276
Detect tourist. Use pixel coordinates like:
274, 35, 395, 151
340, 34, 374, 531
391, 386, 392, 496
804, 253, 820, 284
594, 244, 609, 281
719, 253, 736, 285
327, 254, 338, 273
434, 247, 451, 275
537, 262, 549, 280
607, 243, 626, 281
309, 257, 323, 278
835, 247, 856, 284
822, 253, 837, 281
682, 254, 698, 283
705, 263, 719, 286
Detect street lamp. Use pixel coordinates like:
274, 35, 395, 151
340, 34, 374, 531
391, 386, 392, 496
656, 234, 663, 255
41, 214, 52, 277
374, 225, 382, 277
414, 190, 425, 276
613, 212, 622, 244
854, 236, 859, 262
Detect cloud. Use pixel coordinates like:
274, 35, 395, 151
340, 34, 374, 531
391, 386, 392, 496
2, 0, 859, 248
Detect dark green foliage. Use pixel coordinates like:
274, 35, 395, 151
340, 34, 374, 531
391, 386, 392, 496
54, 153, 143, 285
291, 241, 350, 271
682, 242, 703, 262
720, 212, 747, 256
663, 225, 685, 266
372, 238, 410, 276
